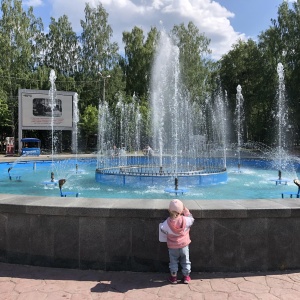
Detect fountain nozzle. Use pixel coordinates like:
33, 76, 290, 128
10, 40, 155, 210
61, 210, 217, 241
159, 166, 163, 175
59, 179, 66, 190
51, 172, 55, 182
8, 167, 12, 180
294, 179, 300, 194
175, 177, 178, 190
278, 170, 282, 180
294, 179, 300, 188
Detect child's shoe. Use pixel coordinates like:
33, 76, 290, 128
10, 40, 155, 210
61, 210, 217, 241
168, 274, 177, 284
182, 275, 191, 284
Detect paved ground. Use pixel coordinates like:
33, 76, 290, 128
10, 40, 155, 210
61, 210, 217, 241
1, 263, 300, 299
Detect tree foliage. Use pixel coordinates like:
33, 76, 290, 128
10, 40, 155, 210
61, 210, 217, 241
79, 104, 98, 150
220, 39, 276, 143
44, 15, 79, 76
77, 3, 121, 114
122, 26, 158, 98
1, 0, 300, 150
260, 0, 300, 142
171, 22, 212, 103
80, 3, 119, 74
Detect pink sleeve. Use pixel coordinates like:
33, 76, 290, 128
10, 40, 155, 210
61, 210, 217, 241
183, 208, 194, 228
182, 207, 191, 216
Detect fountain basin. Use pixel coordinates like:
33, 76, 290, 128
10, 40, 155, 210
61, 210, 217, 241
1, 193, 300, 273
1, 155, 300, 273
1, 156, 299, 200
95, 156, 227, 186
95, 166, 227, 186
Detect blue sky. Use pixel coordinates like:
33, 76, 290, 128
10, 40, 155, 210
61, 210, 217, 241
23, 0, 294, 59
217, 0, 284, 37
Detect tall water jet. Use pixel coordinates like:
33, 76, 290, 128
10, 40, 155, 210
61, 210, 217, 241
266, 62, 297, 183
134, 102, 141, 155
97, 101, 110, 168
212, 88, 228, 170
72, 93, 79, 160
275, 63, 288, 175
235, 85, 244, 171
49, 69, 57, 166
151, 31, 181, 173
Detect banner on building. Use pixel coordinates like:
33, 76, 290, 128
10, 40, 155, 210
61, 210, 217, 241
19, 89, 76, 130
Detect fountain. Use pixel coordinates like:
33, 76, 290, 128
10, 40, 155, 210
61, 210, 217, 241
34, 70, 81, 187
72, 93, 79, 159
40, 70, 59, 186
0, 59, 298, 202
95, 31, 227, 188
268, 62, 294, 184
49, 70, 57, 162
211, 87, 228, 171
274, 63, 290, 176
2, 45, 300, 275
2, 59, 297, 200
235, 85, 244, 172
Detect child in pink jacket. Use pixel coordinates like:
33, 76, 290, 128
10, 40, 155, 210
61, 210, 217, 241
160, 199, 194, 284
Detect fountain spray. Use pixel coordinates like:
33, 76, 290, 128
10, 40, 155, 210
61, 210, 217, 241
49, 69, 57, 171
276, 63, 287, 178
235, 85, 244, 172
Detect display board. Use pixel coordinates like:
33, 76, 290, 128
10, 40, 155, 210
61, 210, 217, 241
18, 89, 77, 153
19, 89, 75, 130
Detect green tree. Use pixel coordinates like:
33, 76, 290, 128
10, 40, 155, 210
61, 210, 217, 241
171, 22, 211, 103
44, 15, 79, 76
219, 39, 274, 144
78, 3, 120, 111
0, 89, 10, 127
80, 3, 119, 74
259, 0, 300, 145
122, 26, 158, 98
0, 0, 42, 137
79, 104, 98, 151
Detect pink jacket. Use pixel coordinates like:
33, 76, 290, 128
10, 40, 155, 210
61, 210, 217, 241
160, 208, 194, 249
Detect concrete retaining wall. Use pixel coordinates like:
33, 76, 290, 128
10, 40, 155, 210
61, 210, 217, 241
1, 194, 300, 273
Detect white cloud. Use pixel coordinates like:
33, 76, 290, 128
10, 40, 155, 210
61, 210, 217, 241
50, 0, 245, 59
23, 0, 43, 6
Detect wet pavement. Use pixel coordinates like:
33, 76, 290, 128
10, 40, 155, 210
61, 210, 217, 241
1, 263, 300, 299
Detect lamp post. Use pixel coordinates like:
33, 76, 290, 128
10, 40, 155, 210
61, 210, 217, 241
98, 72, 111, 103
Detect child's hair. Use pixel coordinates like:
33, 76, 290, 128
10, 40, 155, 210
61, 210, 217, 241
169, 211, 180, 218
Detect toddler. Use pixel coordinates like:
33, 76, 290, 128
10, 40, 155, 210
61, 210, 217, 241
160, 199, 194, 284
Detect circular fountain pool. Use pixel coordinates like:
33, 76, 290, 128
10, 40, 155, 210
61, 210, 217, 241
95, 156, 227, 186
1, 157, 299, 200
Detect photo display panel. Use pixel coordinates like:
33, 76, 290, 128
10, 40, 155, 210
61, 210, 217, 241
19, 89, 74, 130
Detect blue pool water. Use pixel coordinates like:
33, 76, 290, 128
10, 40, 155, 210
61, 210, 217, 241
0, 158, 299, 200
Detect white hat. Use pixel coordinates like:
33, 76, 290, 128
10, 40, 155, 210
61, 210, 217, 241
169, 199, 184, 213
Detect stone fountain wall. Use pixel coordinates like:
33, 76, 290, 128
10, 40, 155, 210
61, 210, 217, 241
0, 194, 300, 273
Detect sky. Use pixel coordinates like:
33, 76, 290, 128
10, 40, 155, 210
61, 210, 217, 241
22, 0, 295, 60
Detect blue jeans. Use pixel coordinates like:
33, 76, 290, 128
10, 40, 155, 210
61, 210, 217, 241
168, 246, 191, 276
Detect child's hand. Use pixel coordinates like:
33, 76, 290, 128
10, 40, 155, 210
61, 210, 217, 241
182, 207, 190, 216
